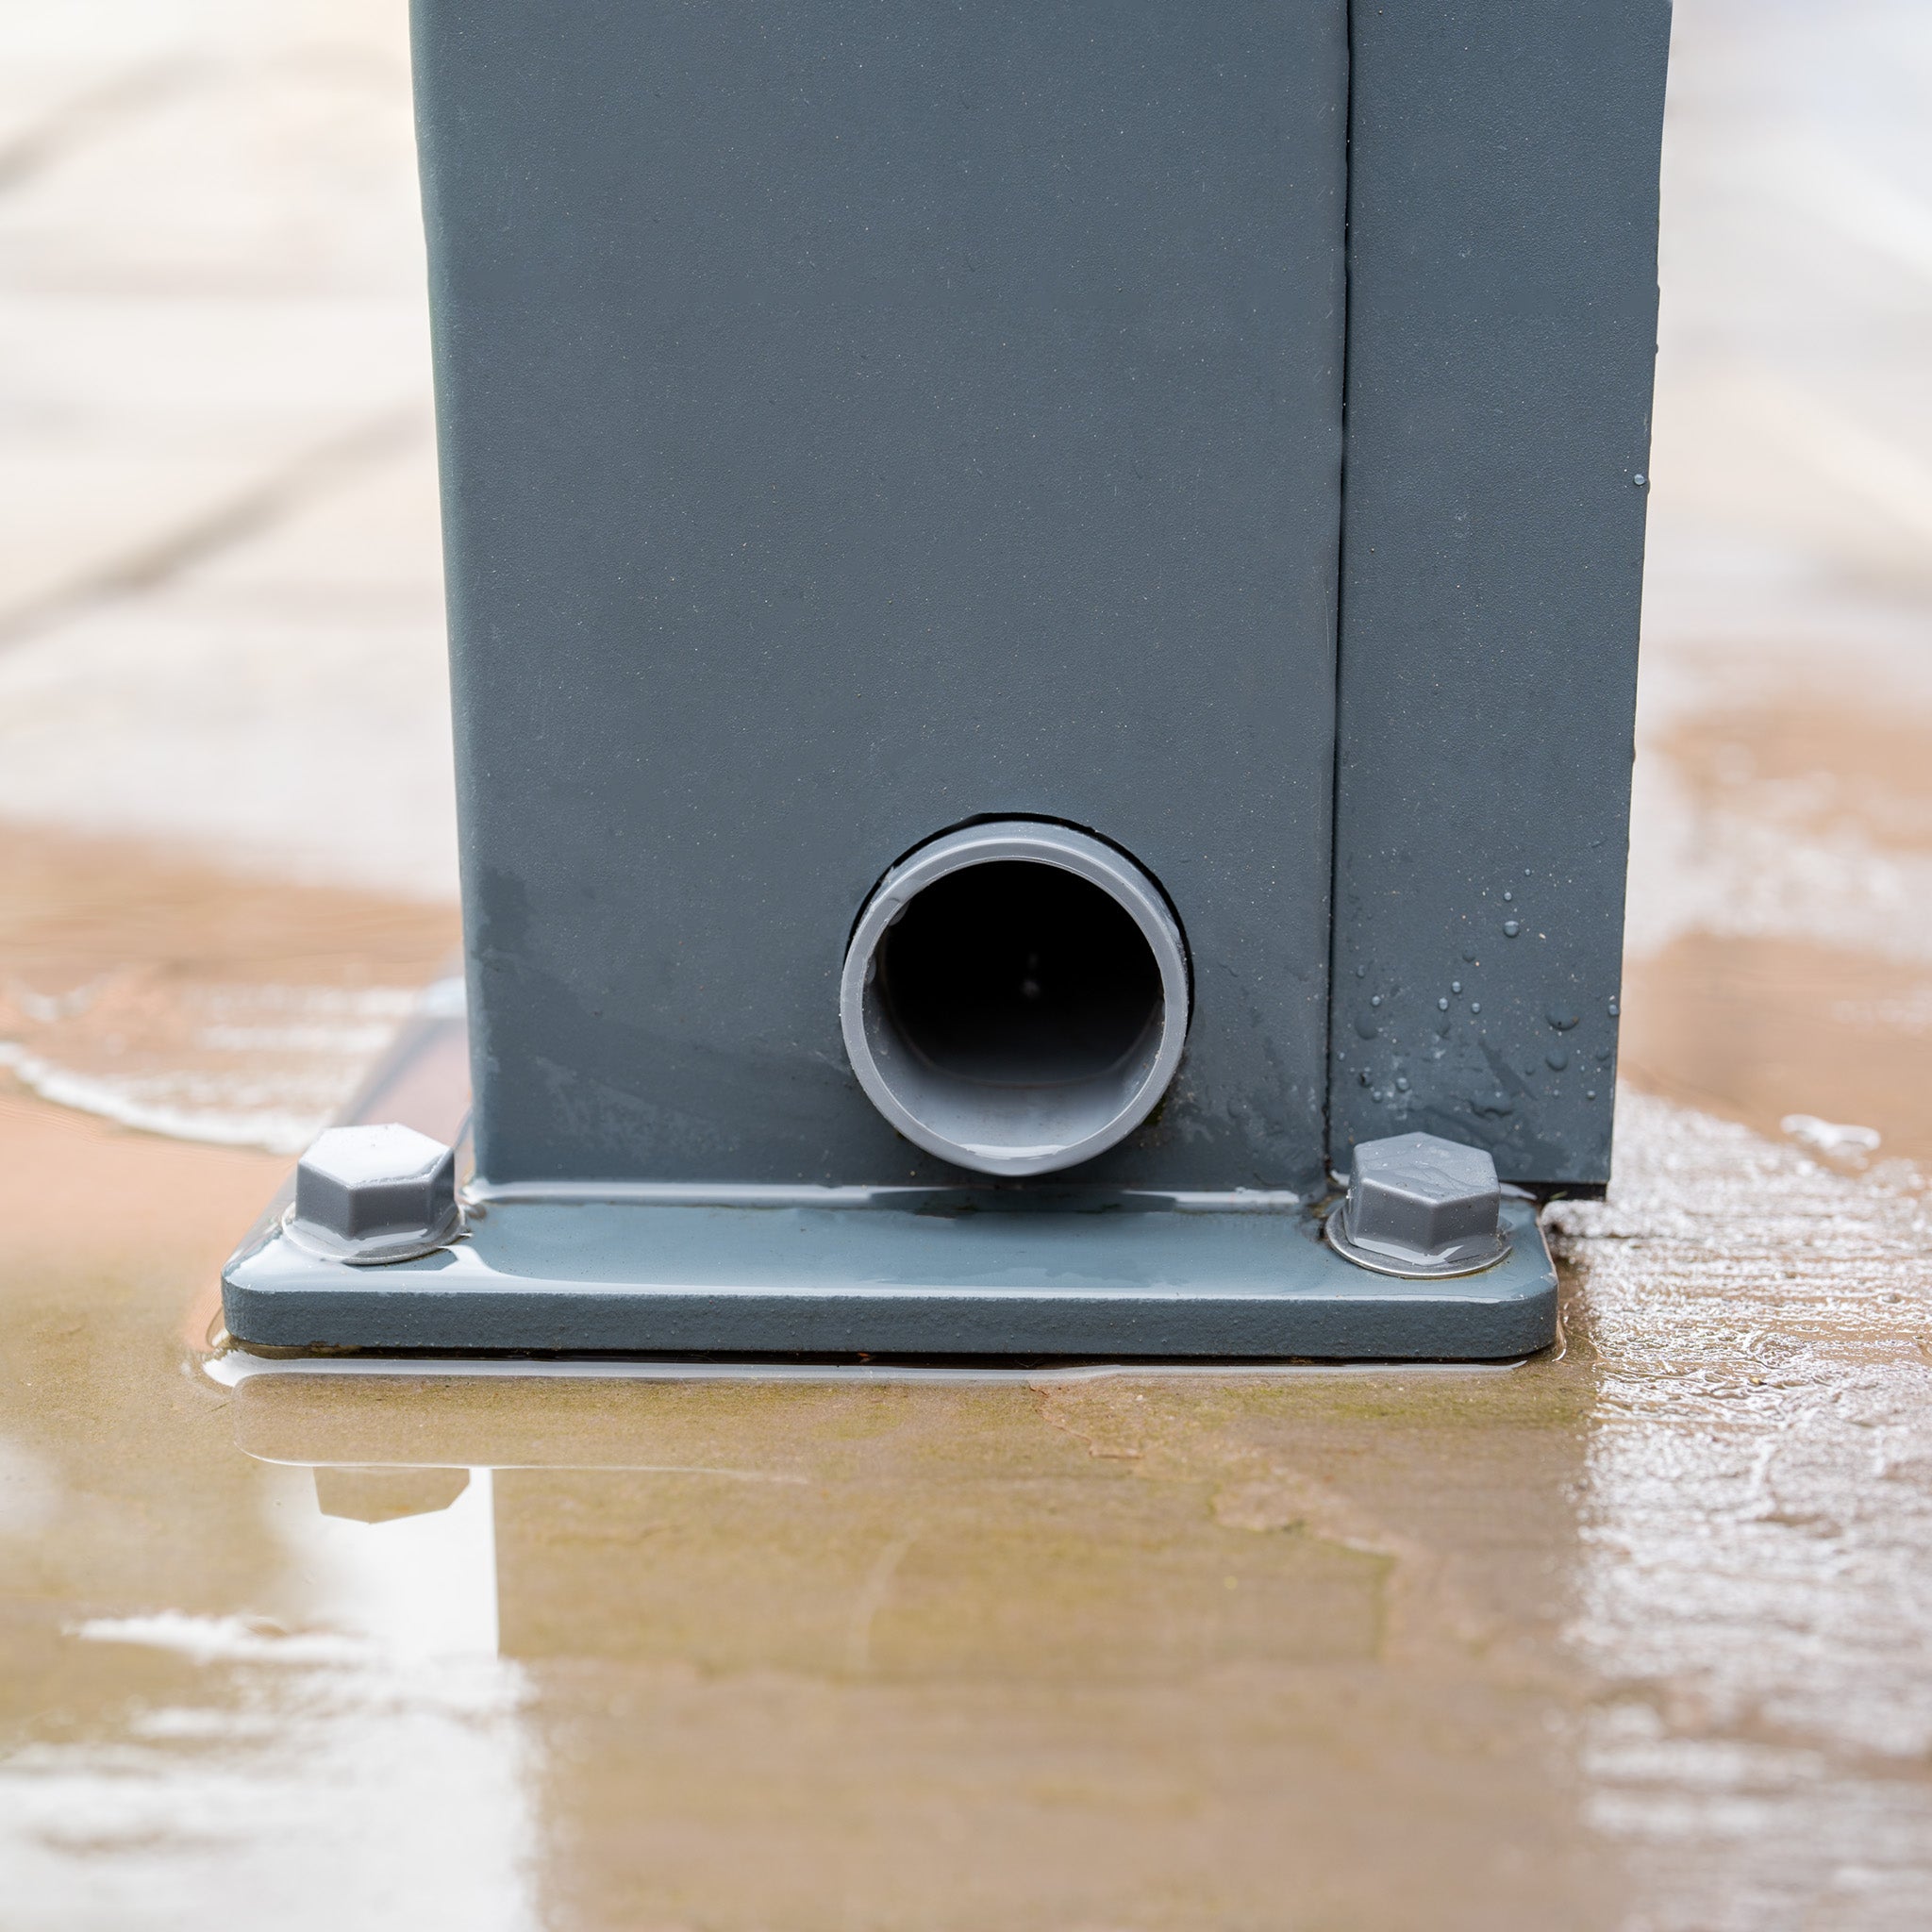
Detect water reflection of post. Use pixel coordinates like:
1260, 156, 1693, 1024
239, 1355, 1620, 1928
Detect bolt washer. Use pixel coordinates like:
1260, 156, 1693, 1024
1324, 1204, 1510, 1279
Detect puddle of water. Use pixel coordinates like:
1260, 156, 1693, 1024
0, 1058, 536, 1932
0, 1612, 539, 1932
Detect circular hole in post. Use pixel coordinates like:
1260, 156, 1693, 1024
840, 823, 1190, 1176
878, 861, 1160, 1087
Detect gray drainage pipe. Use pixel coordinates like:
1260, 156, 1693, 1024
840, 822, 1191, 1177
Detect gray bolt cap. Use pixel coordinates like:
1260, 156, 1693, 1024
287, 1123, 460, 1265
1326, 1130, 1507, 1277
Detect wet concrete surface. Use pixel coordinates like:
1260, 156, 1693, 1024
0, 820, 457, 1151
4, 0, 1932, 1926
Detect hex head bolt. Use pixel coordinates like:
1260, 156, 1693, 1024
1325, 1130, 1509, 1277
284, 1123, 461, 1266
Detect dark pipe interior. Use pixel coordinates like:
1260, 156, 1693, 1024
877, 861, 1162, 1087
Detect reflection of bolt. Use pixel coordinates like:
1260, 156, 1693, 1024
1327, 1131, 1507, 1278
288, 1123, 460, 1265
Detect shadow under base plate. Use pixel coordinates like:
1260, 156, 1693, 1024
222, 1192, 1556, 1361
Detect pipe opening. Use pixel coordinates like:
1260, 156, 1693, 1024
841, 823, 1190, 1176
878, 862, 1160, 1087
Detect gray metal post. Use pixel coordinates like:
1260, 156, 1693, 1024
223, 3, 1670, 1358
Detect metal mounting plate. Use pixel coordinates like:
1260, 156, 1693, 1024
223, 1195, 1555, 1361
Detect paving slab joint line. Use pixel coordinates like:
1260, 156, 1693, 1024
0, 57, 205, 194
0, 407, 431, 656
